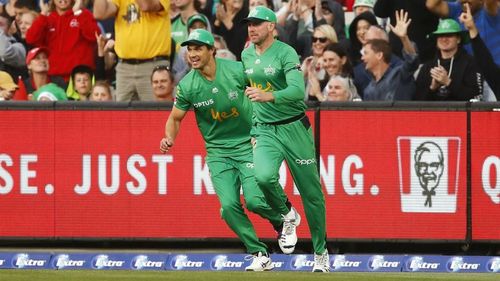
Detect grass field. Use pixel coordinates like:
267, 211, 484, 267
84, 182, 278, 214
0, 271, 498, 281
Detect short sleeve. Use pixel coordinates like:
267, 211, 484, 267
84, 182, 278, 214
173, 84, 191, 111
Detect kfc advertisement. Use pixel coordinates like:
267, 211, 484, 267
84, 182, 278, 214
0, 109, 496, 241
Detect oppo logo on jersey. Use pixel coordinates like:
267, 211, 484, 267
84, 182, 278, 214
193, 99, 214, 108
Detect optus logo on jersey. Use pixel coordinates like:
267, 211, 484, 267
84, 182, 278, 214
295, 158, 316, 165
193, 99, 214, 108
210, 108, 239, 122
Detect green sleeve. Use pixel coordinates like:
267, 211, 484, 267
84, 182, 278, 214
174, 84, 191, 111
272, 48, 305, 104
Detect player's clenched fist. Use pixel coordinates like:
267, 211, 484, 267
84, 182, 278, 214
159, 137, 173, 153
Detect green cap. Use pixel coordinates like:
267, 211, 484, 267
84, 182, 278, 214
181, 29, 215, 47
33, 83, 68, 101
353, 0, 375, 8
430, 19, 469, 44
243, 6, 277, 23
187, 14, 209, 29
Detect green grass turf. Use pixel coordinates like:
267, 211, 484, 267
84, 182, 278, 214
0, 271, 498, 281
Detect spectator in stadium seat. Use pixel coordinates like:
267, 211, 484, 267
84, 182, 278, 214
302, 24, 338, 89
94, 0, 172, 101
16, 47, 66, 97
308, 42, 353, 101
17, 10, 37, 43
90, 80, 114, 101
32, 82, 68, 101
352, 0, 375, 16
322, 75, 361, 101
171, 0, 210, 50
26, 0, 100, 82
94, 31, 117, 85
317, 0, 346, 41
66, 64, 95, 101
460, 2, 500, 100
151, 65, 174, 102
0, 12, 27, 80
285, 0, 344, 58
352, 24, 404, 98
416, 18, 483, 101
213, 33, 237, 61
348, 11, 378, 66
213, 0, 249, 60
362, 10, 418, 101
426, 0, 500, 65
0, 70, 18, 100
374, 0, 439, 63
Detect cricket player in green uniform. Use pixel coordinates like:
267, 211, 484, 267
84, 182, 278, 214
241, 6, 330, 272
159, 29, 282, 271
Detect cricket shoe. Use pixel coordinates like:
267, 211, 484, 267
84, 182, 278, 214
244, 252, 274, 271
278, 207, 301, 254
312, 249, 330, 272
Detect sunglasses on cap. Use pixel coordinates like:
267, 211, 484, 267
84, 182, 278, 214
153, 65, 170, 71
312, 36, 328, 43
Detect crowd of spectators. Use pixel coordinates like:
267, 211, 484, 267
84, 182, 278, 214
0, 0, 498, 102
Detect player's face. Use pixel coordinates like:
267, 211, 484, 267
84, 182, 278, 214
247, 21, 273, 45
187, 44, 213, 69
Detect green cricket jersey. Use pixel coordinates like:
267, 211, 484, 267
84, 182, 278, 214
241, 40, 306, 123
175, 58, 252, 157
171, 16, 187, 50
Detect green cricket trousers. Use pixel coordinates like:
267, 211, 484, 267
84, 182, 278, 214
252, 115, 327, 255
207, 154, 283, 254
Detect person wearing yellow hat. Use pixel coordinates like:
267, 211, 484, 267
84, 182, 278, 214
0, 71, 19, 101
160, 29, 284, 272
415, 18, 483, 101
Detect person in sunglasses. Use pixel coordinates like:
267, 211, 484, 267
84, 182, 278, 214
302, 24, 338, 100
160, 29, 285, 271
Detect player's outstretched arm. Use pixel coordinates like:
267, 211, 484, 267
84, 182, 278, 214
160, 107, 187, 153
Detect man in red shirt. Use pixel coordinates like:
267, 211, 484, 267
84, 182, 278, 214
26, 0, 100, 81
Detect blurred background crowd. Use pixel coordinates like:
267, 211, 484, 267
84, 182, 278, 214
0, 0, 498, 103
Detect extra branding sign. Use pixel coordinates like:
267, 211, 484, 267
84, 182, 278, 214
91, 254, 127, 270
51, 254, 90, 270
168, 254, 206, 271
10, 253, 52, 269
